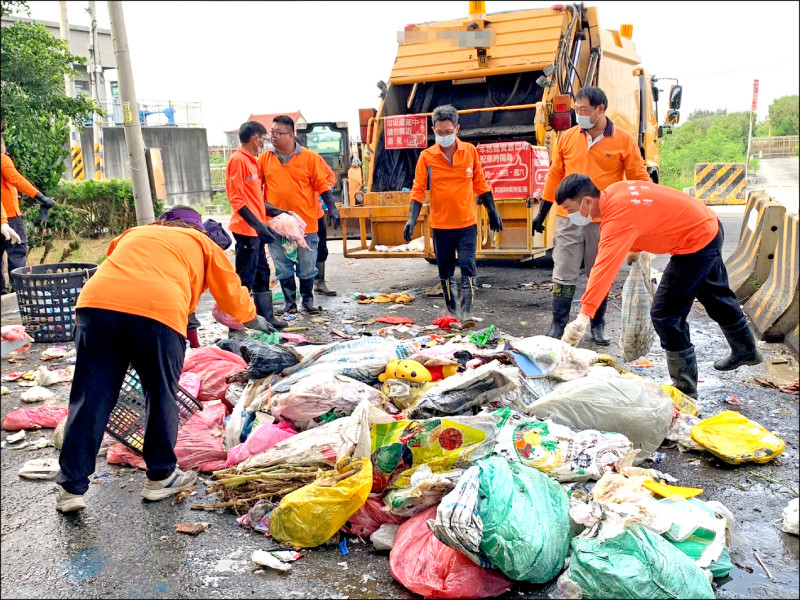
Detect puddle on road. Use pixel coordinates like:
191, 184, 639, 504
764, 357, 798, 385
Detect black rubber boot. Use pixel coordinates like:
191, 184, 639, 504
299, 278, 320, 313
714, 317, 763, 371
314, 262, 337, 296
459, 276, 475, 327
590, 297, 611, 346
547, 284, 575, 339
279, 277, 297, 314
441, 278, 458, 316
666, 346, 699, 400
253, 291, 288, 330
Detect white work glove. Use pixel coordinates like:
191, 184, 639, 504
1, 223, 22, 245
626, 252, 641, 265
561, 314, 590, 347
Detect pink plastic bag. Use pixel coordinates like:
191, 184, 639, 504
389, 505, 512, 599
342, 496, 406, 537
178, 372, 202, 398
182, 346, 247, 402
107, 442, 148, 470
2, 404, 69, 430
268, 212, 310, 249
224, 420, 297, 467
174, 403, 228, 472
1, 324, 34, 354
212, 303, 244, 330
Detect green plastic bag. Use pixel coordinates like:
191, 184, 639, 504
477, 457, 571, 583
570, 523, 715, 599
670, 530, 734, 579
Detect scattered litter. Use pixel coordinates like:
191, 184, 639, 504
172, 486, 196, 505
18, 458, 60, 479
338, 561, 348, 570
720, 392, 743, 406
423, 283, 443, 297
481, 284, 491, 288
40, 346, 68, 361
159, 535, 169, 542
6, 430, 26, 444
20, 386, 56, 403
2, 325, 33, 354
252, 550, 292, 572
751, 377, 799, 395
2, 372, 25, 382
2, 404, 69, 431
371, 524, 400, 550
634, 357, 654, 368
338, 538, 349, 556
1, 386, 8, 395
782, 498, 799, 536
690, 411, 785, 464
271, 550, 302, 562
432, 316, 459, 331
175, 522, 209, 536
361, 574, 375, 583
375, 316, 414, 325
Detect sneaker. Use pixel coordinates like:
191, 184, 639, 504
55, 484, 87, 513
141, 468, 197, 501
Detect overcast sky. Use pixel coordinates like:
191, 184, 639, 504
22, 1, 800, 145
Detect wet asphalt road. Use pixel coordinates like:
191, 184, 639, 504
1, 209, 798, 599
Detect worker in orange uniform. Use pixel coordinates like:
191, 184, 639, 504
54, 206, 273, 513
533, 86, 649, 344
313, 152, 338, 297
1, 135, 55, 294
257, 115, 338, 314
556, 175, 762, 399
404, 104, 503, 326
225, 121, 287, 330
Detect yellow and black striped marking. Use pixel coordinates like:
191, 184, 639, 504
744, 212, 799, 341
71, 145, 84, 181
694, 163, 746, 205
94, 142, 105, 180
725, 191, 786, 301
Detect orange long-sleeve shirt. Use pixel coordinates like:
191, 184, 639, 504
1, 202, 7, 225
580, 180, 719, 319
410, 138, 491, 229
1, 154, 40, 219
258, 146, 331, 235
77, 226, 255, 336
542, 120, 649, 220
226, 148, 265, 237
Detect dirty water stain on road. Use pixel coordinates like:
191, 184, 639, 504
62, 545, 107, 581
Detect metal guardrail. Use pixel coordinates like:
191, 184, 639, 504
210, 165, 225, 189
93, 99, 204, 128
750, 135, 799, 158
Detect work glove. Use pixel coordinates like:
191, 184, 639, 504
531, 195, 551, 235
38, 205, 51, 226
1, 223, 22, 244
403, 220, 415, 243
255, 223, 276, 245
404, 201, 423, 243
626, 252, 641, 265
35, 192, 55, 208
327, 205, 341, 229
561, 314, 590, 347
243, 315, 276, 334
477, 193, 503, 232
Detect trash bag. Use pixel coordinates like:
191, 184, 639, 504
174, 403, 228, 472
371, 523, 400, 550
389, 505, 513, 599
178, 372, 202, 399
529, 377, 674, 464
670, 531, 734, 579
52, 414, 69, 449
384, 465, 462, 517
342, 496, 406, 537
270, 373, 388, 430
270, 457, 372, 548
217, 338, 301, 378
510, 336, 597, 381
690, 410, 785, 464
661, 384, 699, 416
429, 466, 487, 567
569, 523, 715, 599
1, 324, 33, 354
224, 420, 296, 467
2, 404, 69, 431
381, 379, 436, 411
107, 442, 147, 470
411, 362, 539, 419
782, 498, 799, 536
475, 457, 572, 582
182, 346, 247, 402
620, 252, 656, 362
268, 212, 311, 249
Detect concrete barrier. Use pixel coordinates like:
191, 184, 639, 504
694, 163, 746, 205
744, 211, 799, 342
785, 324, 799, 356
725, 190, 786, 301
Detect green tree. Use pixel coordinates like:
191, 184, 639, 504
767, 95, 799, 136
1, 0, 98, 194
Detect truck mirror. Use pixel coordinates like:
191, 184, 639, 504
666, 109, 680, 125
669, 85, 682, 110
651, 85, 660, 103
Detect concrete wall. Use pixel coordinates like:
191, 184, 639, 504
70, 127, 213, 208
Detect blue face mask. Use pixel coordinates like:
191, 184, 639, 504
435, 133, 456, 148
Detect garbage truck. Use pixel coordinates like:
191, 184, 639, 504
340, 1, 682, 261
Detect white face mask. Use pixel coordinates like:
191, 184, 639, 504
568, 202, 592, 226
576, 107, 598, 130
435, 133, 456, 148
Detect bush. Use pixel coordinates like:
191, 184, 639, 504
208, 191, 232, 214
23, 201, 79, 249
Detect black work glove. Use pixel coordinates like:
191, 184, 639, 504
35, 192, 55, 209
403, 201, 423, 243
477, 192, 503, 232
238, 206, 276, 244
243, 315, 276, 334
38, 205, 51, 225
531, 199, 552, 234
320, 190, 341, 229
264, 202, 289, 218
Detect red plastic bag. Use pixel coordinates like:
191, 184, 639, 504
2, 404, 69, 431
174, 403, 228, 472
342, 496, 406, 537
1, 324, 33, 354
432, 316, 459, 331
224, 420, 297, 467
107, 443, 147, 470
389, 505, 512, 599
182, 346, 247, 402
376, 315, 415, 325
212, 303, 244, 330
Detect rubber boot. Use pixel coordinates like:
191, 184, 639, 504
299, 278, 320, 313
547, 284, 575, 339
314, 262, 337, 296
459, 276, 476, 328
713, 317, 763, 371
254, 291, 288, 330
441, 278, 458, 316
590, 297, 611, 345
279, 277, 298, 314
666, 346, 699, 400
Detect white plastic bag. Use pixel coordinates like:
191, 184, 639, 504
383, 465, 462, 517
620, 252, 656, 362
783, 498, 799, 536
371, 523, 400, 550
511, 336, 597, 380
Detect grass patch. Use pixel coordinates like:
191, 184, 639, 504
26, 235, 114, 266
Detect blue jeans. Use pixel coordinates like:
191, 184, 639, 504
269, 233, 319, 280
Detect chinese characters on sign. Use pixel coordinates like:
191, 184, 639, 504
384, 115, 428, 149
476, 142, 550, 199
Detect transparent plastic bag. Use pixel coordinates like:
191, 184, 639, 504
620, 253, 656, 362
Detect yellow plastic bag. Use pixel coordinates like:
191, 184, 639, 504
690, 411, 785, 464
661, 384, 699, 416
642, 480, 704, 499
270, 457, 372, 548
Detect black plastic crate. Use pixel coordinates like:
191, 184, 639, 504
105, 367, 202, 453
10, 263, 98, 343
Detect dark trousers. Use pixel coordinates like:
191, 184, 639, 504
56, 308, 186, 495
432, 225, 477, 280
0, 216, 28, 294
651, 221, 744, 352
317, 216, 328, 264
233, 232, 270, 293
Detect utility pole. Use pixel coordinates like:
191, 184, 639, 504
88, 1, 105, 179
107, 1, 154, 224
59, 1, 84, 181
745, 79, 759, 182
